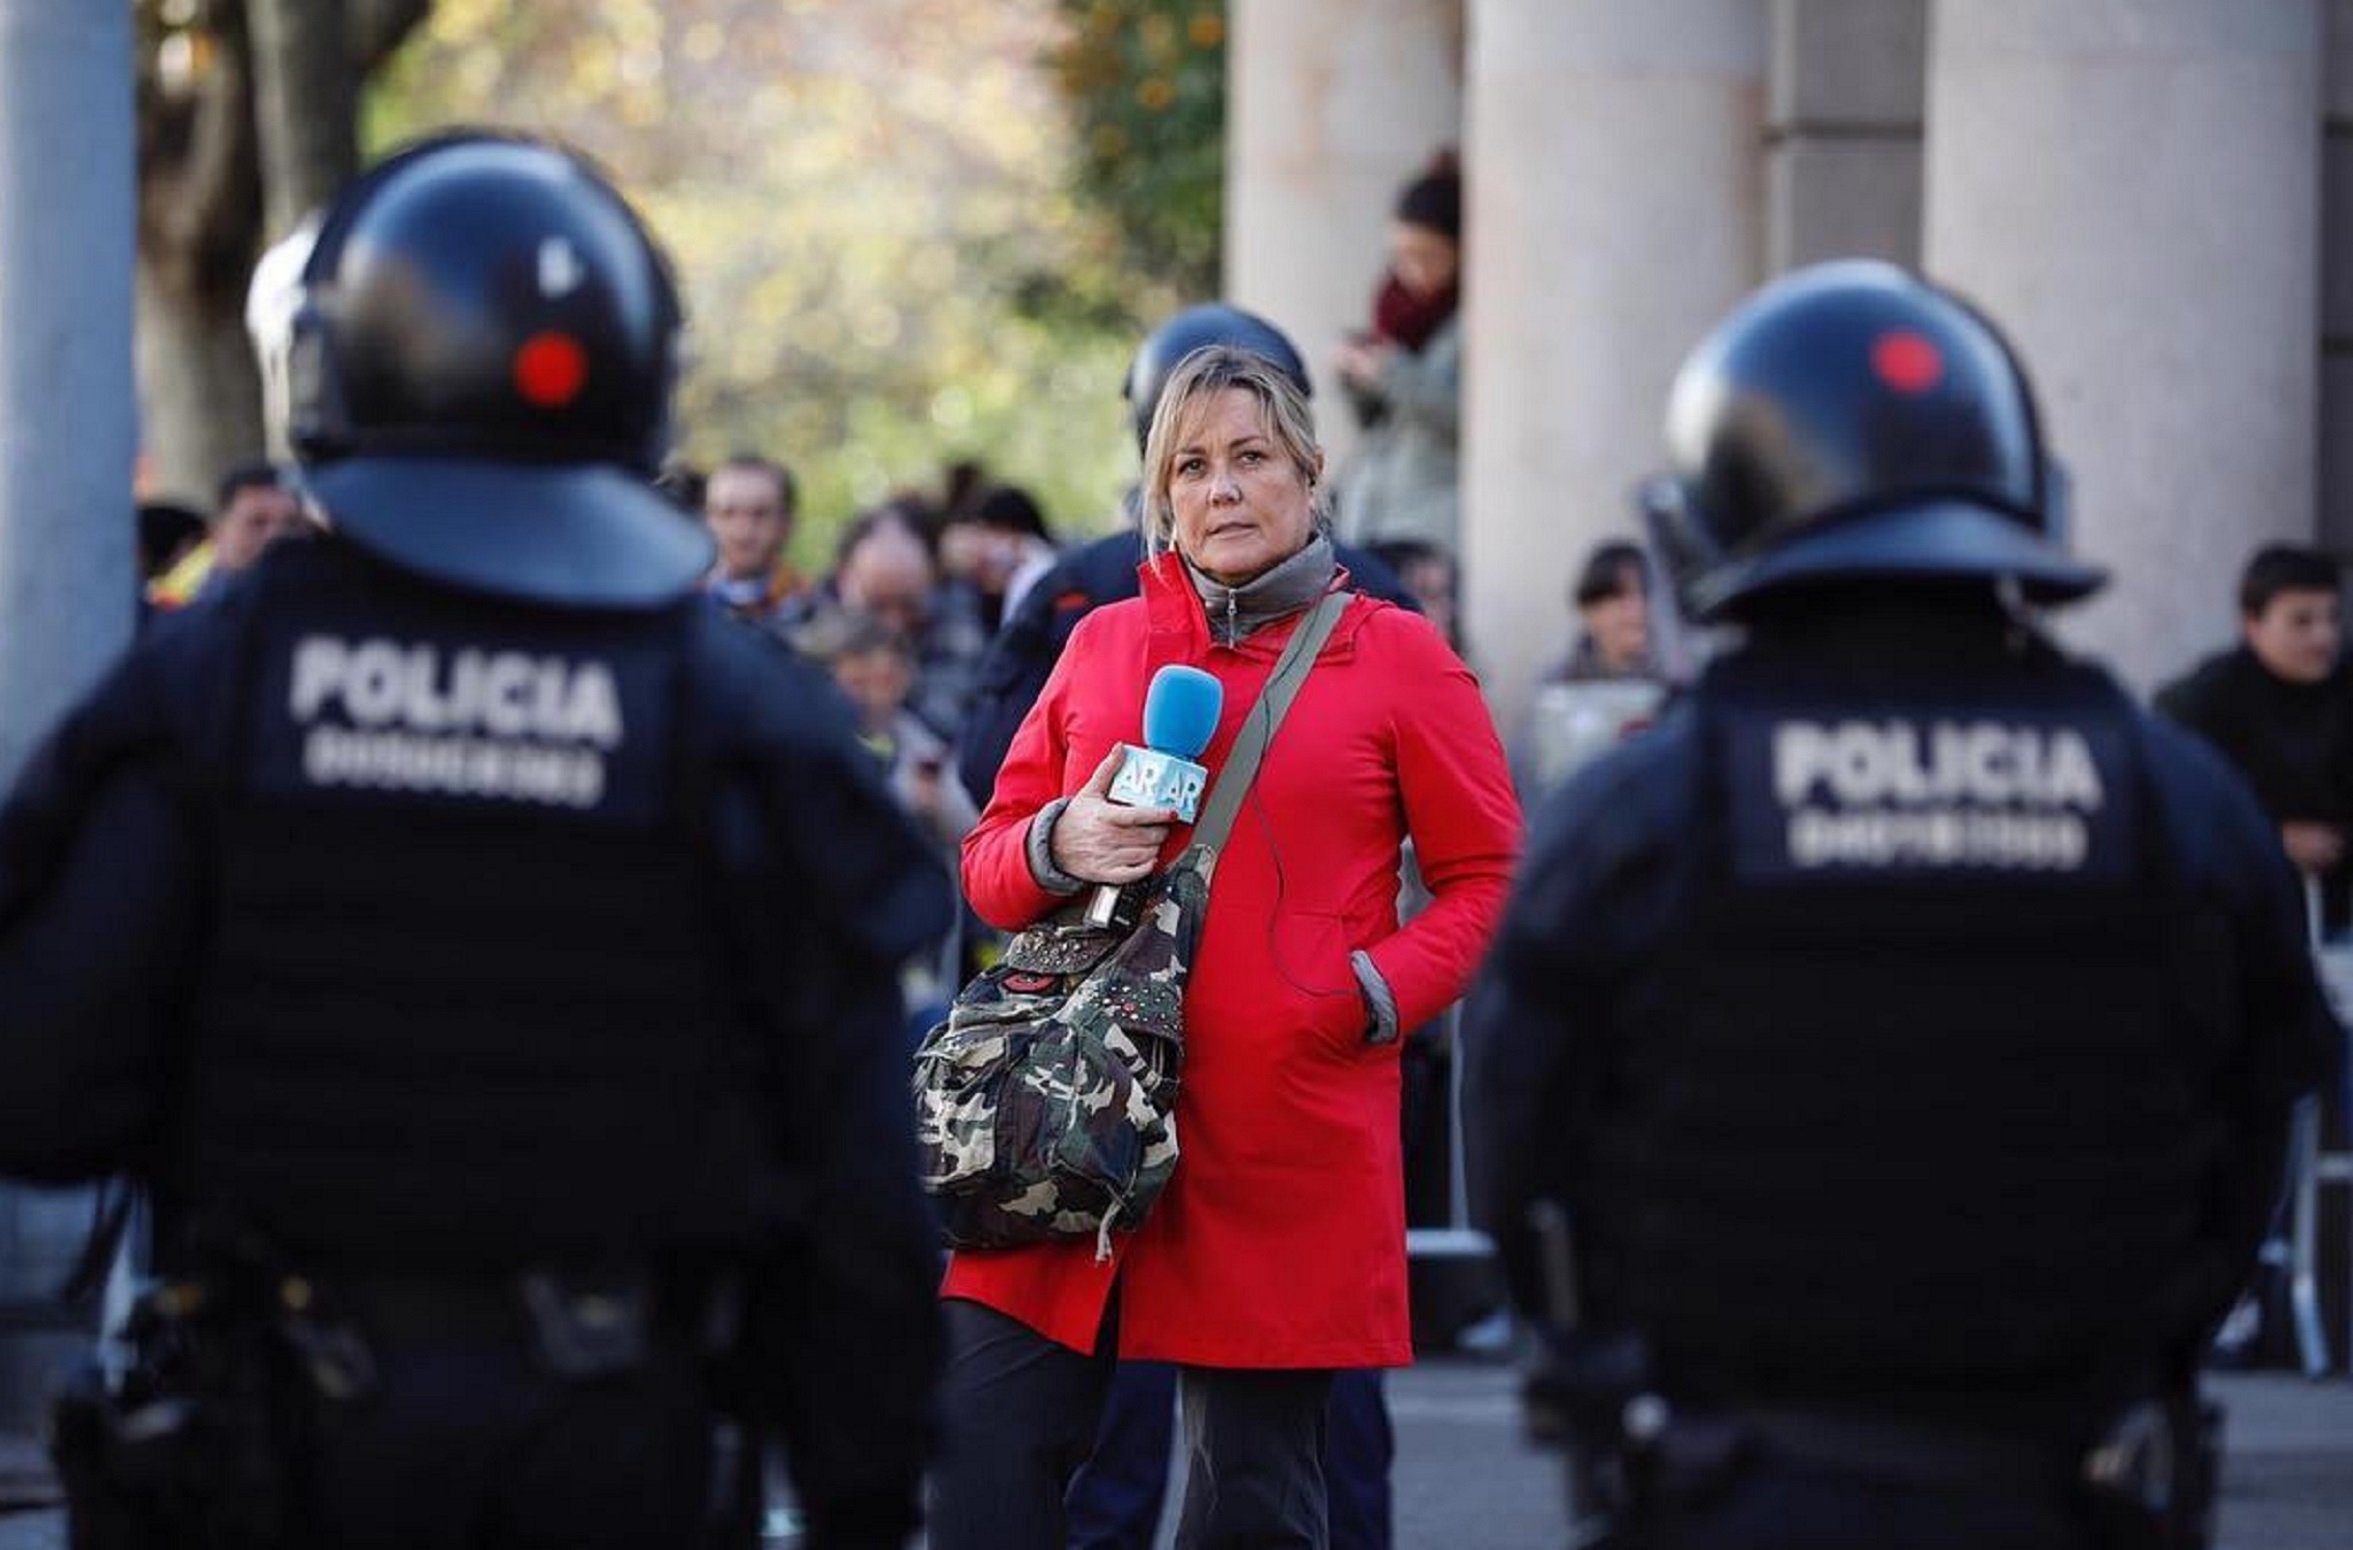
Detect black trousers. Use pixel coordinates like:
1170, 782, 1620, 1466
297, 1288, 721, 1549
1065, 1362, 1393, 1550
932, 1298, 1335, 1549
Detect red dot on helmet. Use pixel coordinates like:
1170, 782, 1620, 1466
513, 331, 588, 407
1871, 330, 1944, 395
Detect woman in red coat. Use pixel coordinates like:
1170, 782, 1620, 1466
932, 345, 1521, 1548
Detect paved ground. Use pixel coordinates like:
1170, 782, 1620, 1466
1381, 1361, 2353, 1550
3, 1360, 2346, 1548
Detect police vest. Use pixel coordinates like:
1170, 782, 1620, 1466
167, 546, 767, 1270
1586, 663, 2228, 1412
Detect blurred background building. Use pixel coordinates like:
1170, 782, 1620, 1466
1227, 0, 2340, 725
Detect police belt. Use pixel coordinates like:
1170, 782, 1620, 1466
314, 1264, 745, 1388
1606, 1391, 2207, 1550
1699, 1403, 2085, 1494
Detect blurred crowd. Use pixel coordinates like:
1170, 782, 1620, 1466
108, 133, 2353, 1161
124, 139, 2353, 1053
118, 142, 2353, 1086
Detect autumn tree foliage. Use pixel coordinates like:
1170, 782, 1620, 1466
1046, 0, 1225, 299
368, 0, 1226, 547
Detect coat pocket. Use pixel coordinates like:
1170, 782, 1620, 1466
1267, 909, 1368, 1054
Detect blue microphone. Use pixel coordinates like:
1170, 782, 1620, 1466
1109, 665, 1222, 822
1089, 665, 1223, 928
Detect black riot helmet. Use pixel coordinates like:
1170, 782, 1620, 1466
285, 130, 711, 608
1123, 303, 1311, 452
1639, 260, 2103, 623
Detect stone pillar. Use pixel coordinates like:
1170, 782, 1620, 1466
2322, 0, 2353, 553
1767, 0, 1926, 272
0, 0, 136, 1429
1924, 0, 2323, 691
1224, 0, 1463, 471
1461, 0, 1765, 729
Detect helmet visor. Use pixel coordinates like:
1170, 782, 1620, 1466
306, 453, 712, 610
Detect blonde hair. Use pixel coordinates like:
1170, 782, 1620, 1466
1138, 345, 1329, 560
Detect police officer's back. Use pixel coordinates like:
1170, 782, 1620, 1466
0, 133, 949, 1548
1468, 261, 2343, 1550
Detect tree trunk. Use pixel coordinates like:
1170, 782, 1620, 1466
135, 0, 265, 501
136, 258, 266, 507
246, 0, 353, 236
132, 0, 428, 496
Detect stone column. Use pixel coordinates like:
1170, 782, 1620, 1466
1767, 0, 1926, 272
2322, 0, 2353, 552
1224, 0, 1463, 471
1924, 0, 2323, 691
1461, 0, 1766, 729
0, 0, 137, 1429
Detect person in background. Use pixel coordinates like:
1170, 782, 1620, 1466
940, 483, 1059, 635
804, 608, 980, 862
1512, 540, 1665, 801
701, 452, 808, 627
983, 487, 1062, 627
1363, 534, 1468, 1243
2155, 545, 2353, 1366
1333, 152, 1463, 557
1367, 538, 1461, 657
799, 607, 980, 1051
932, 344, 1521, 1550
135, 501, 208, 621
136, 501, 207, 588
146, 462, 313, 611
210, 462, 311, 575
2157, 543, 2353, 938
1544, 539, 1655, 684
815, 499, 989, 743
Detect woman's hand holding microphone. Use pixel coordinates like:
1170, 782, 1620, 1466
1049, 746, 1176, 885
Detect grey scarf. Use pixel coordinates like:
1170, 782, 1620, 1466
1185, 532, 1338, 646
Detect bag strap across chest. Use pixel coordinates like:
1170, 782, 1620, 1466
1188, 588, 1349, 859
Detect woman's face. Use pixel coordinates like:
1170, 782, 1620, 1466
1389, 221, 1459, 298
1167, 387, 1320, 587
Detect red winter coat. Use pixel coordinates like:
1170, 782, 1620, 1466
944, 555, 1522, 1367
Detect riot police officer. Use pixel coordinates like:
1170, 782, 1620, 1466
1467, 260, 2344, 1550
0, 131, 949, 1548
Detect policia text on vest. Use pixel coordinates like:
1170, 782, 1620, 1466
286, 634, 623, 809
1732, 708, 2123, 878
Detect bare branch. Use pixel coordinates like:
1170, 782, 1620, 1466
349, 0, 432, 73
137, 0, 263, 300
249, 0, 355, 232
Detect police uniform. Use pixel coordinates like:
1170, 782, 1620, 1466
0, 133, 950, 1549
1467, 261, 2344, 1550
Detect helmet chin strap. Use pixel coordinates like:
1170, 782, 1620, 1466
1991, 573, 2059, 661
1638, 493, 1728, 689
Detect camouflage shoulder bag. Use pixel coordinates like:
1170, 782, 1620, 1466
912, 590, 1348, 1257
